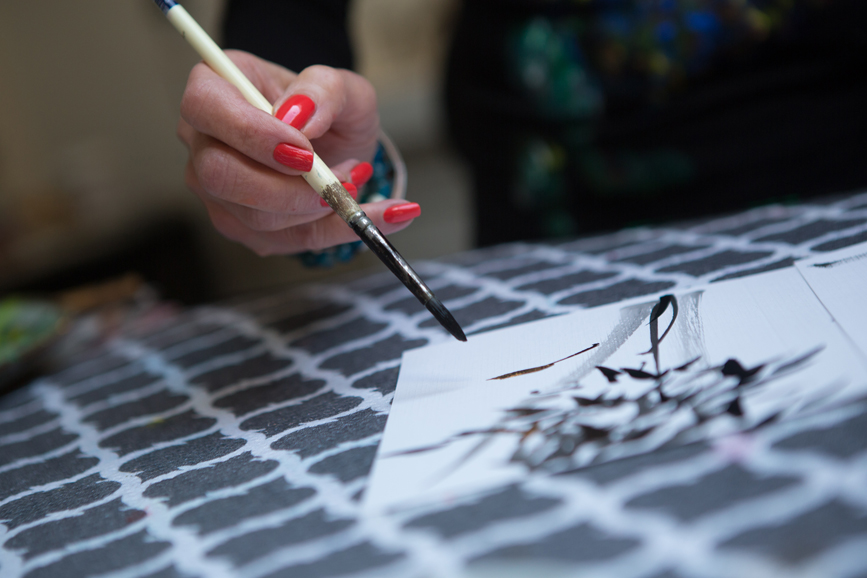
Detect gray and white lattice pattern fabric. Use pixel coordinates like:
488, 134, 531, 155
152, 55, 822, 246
2, 192, 867, 578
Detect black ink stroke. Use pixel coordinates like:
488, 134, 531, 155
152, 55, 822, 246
502, 351, 825, 471
770, 346, 824, 376
811, 252, 867, 269
721, 359, 764, 385
621, 365, 668, 380
488, 343, 600, 381
596, 366, 621, 383
675, 357, 701, 372
398, 292, 829, 479
641, 294, 679, 374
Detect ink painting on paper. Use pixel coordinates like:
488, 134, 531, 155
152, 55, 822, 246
364, 267, 867, 513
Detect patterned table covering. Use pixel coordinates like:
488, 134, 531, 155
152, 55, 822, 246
2, 192, 867, 578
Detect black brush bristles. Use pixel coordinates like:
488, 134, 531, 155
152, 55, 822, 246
350, 213, 467, 342
426, 297, 467, 342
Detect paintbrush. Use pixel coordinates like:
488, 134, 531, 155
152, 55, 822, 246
151, 0, 466, 342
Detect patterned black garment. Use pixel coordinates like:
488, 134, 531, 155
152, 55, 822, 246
447, 0, 867, 244
223, 0, 354, 72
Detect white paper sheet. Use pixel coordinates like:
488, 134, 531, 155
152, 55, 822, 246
364, 267, 867, 513
796, 241, 867, 356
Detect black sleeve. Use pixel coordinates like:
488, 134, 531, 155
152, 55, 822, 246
222, 0, 354, 72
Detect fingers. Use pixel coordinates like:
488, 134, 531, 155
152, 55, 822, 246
186, 129, 327, 216
273, 66, 380, 165
203, 199, 421, 257
177, 51, 393, 258
328, 158, 359, 185
186, 133, 419, 256
186, 139, 391, 237
227, 50, 296, 105
180, 54, 380, 207
180, 51, 312, 176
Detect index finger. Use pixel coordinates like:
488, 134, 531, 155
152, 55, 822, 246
180, 51, 312, 176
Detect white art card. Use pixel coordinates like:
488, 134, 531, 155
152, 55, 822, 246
364, 267, 867, 513
796, 241, 867, 357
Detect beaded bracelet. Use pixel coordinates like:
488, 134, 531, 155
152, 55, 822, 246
297, 133, 406, 268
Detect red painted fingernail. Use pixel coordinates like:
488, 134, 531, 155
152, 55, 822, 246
383, 202, 420, 224
320, 183, 358, 206
276, 94, 315, 129
273, 144, 313, 172
350, 162, 373, 186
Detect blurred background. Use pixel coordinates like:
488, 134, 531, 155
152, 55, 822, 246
0, 0, 472, 304
7, 0, 864, 310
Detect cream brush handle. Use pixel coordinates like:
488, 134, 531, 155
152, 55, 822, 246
164, 4, 360, 220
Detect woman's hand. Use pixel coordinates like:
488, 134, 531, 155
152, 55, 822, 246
177, 50, 420, 256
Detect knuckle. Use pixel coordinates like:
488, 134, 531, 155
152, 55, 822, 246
353, 73, 377, 104
179, 70, 207, 122
180, 66, 223, 127
306, 65, 344, 94
284, 222, 326, 252
235, 128, 261, 161
196, 148, 235, 199
244, 209, 282, 232
284, 189, 316, 214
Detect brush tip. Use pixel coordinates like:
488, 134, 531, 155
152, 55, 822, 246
426, 297, 467, 342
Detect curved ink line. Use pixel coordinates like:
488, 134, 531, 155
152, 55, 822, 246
488, 343, 600, 381
641, 295, 680, 356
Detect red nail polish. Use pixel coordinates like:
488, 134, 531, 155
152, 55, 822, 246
350, 162, 373, 186
320, 183, 358, 207
276, 94, 315, 129
273, 144, 313, 172
383, 202, 420, 224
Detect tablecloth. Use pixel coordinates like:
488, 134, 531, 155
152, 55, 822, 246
2, 192, 867, 578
